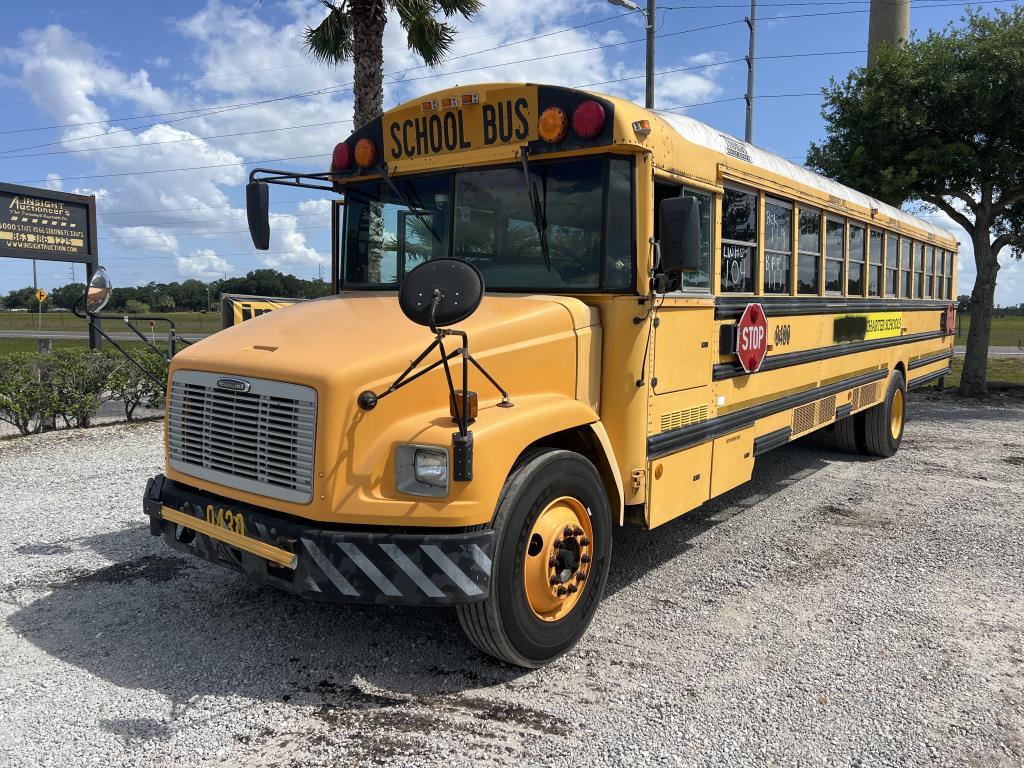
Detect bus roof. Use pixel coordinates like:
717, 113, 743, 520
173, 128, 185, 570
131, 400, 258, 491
651, 109, 955, 244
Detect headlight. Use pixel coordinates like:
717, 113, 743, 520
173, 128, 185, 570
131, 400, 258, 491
396, 444, 449, 497
414, 448, 448, 487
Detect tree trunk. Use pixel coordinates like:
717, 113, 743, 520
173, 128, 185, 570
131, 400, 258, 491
959, 231, 1000, 397
350, 0, 387, 283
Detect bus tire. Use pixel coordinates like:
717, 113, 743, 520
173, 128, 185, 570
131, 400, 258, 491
862, 370, 906, 457
831, 412, 863, 454
456, 449, 612, 668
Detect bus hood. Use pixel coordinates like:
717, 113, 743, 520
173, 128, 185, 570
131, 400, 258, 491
170, 292, 597, 397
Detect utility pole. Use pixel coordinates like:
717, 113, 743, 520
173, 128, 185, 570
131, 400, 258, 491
32, 259, 40, 331
868, 0, 909, 65
608, 0, 655, 109
645, 0, 655, 109
744, 0, 757, 143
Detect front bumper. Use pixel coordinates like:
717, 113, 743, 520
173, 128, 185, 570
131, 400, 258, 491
144, 475, 494, 605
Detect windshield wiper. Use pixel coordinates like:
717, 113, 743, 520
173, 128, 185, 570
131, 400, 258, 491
374, 164, 444, 247
519, 148, 552, 271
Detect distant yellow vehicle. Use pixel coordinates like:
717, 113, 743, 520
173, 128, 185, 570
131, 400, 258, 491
142, 83, 957, 667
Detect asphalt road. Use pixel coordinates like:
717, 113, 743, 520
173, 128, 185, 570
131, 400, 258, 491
1, 392, 1022, 767
3, 331, 1022, 356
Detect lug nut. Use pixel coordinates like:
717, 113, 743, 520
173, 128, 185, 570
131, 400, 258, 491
579, 537, 590, 546
581, 554, 591, 564
563, 525, 574, 537
549, 576, 559, 585
548, 557, 557, 568
573, 526, 584, 535
556, 586, 567, 597
566, 584, 577, 594
576, 571, 587, 582
554, 538, 563, 549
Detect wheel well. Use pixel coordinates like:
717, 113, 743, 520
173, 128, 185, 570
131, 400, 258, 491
518, 426, 622, 523
894, 360, 907, 382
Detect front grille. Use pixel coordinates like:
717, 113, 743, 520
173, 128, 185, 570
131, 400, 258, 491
168, 370, 317, 504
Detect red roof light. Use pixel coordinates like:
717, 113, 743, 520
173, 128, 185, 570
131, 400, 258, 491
332, 142, 352, 172
572, 100, 606, 139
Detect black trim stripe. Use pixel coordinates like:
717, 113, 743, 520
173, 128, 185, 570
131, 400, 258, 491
714, 296, 949, 321
714, 329, 947, 381
909, 350, 954, 370
648, 368, 888, 459
753, 426, 791, 457
909, 367, 951, 389
835, 403, 852, 420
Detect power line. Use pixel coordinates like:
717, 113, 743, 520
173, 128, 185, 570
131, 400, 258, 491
0, 119, 350, 161
0, 14, 630, 111
99, 224, 330, 243
3, 48, 865, 162
0, 11, 631, 144
14, 152, 327, 185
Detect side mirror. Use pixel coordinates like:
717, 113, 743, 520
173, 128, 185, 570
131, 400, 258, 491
659, 195, 701, 274
85, 266, 113, 315
246, 181, 270, 250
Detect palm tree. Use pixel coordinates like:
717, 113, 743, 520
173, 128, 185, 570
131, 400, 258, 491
304, 0, 483, 130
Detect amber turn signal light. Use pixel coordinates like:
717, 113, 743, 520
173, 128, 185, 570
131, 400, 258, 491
354, 138, 376, 168
538, 107, 568, 143
450, 390, 479, 423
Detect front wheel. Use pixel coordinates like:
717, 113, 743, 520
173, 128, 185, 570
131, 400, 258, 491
457, 449, 612, 667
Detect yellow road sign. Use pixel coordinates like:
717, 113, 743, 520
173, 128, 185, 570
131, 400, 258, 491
35, 289, 47, 302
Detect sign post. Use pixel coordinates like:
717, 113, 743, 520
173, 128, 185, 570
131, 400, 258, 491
736, 302, 768, 374
0, 182, 100, 348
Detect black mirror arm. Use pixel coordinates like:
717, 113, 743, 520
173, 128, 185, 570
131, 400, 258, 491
247, 168, 335, 192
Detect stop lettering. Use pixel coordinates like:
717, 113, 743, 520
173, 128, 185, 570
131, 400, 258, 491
736, 302, 768, 374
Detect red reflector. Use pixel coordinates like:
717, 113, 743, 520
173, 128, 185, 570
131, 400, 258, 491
332, 142, 352, 171
572, 100, 606, 139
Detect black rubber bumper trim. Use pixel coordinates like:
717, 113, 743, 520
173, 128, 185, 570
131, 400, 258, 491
713, 329, 947, 381
753, 426, 791, 457
714, 297, 950, 321
835, 403, 853, 421
909, 349, 954, 370
144, 475, 493, 606
648, 368, 888, 459
908, 367, 951, 390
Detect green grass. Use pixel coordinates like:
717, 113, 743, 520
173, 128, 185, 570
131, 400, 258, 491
0, 338, 153, 356
926, 356, 1024, 389
954, 315, 1024, 349
0, 311, 219, 334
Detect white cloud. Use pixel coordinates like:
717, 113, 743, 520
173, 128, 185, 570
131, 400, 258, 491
42, 173, 63, 191
177, 248, 232, 278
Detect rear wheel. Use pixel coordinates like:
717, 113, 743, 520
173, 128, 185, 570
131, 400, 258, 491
457, 449, 612, 668
862, 370, 906, 457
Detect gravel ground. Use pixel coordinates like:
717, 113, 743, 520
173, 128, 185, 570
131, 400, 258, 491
1, 392, 1022, 768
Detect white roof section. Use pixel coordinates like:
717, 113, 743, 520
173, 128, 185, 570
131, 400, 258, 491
654, 111, 955, 243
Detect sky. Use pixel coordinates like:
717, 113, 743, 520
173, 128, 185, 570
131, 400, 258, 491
0, 0, 1020, 305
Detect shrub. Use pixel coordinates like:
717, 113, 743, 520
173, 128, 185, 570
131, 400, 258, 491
45, 349, 115, 428
0, 353, 52, 435
104, 349, 167, 420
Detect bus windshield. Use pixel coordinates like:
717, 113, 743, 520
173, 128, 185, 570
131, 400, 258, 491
340, 156, 634, 292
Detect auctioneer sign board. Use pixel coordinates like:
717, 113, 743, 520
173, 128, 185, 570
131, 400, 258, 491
0, 181, 97, 264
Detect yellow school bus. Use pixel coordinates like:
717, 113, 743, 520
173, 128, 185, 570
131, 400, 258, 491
142, 83, 957, 667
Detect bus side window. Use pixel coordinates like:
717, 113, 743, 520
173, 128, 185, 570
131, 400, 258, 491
946, 251, 954, 299
763, 198, 792, 294
680, 188, 712, 291
721, 186, 758, 293
900, 238, 912, 298
825, 217, 845, 293
797, 207, 821, 295
885, 233, 898, 297
605, 158, 634, 290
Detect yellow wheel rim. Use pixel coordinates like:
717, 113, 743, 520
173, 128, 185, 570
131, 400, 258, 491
523, 496, 594, 622
890, 387, 904, 440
